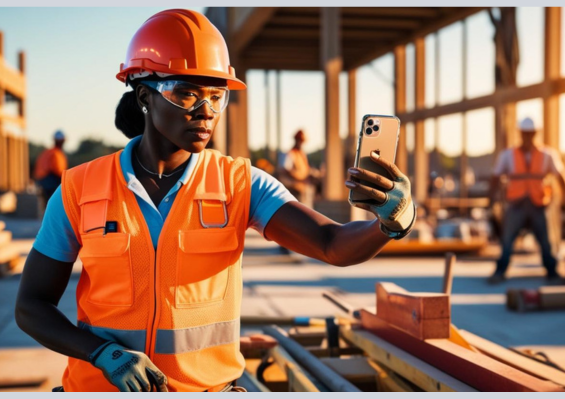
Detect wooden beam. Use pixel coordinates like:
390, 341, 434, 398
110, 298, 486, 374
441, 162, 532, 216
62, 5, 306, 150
321, 7, 344, 200
341, 7, 441, 19
543, 7, 561, 149
398, 78, 565, 124
341, 327, 476, 392
375, 282, 450, 340
232, 7, 278, 53
271, 346, 321, 392
458, 329, 565, 387
414, 37, 428, 205
349, 8, 485, 70
360, 309, 565, 392
261, 27, 402, 41
271, 15, 422, 30
394, 45, 408, 174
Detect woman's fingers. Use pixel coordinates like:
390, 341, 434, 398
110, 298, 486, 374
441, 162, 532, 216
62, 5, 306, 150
345, 180, 387, 203
369, 151, 405, 180
348, 168, 394, 191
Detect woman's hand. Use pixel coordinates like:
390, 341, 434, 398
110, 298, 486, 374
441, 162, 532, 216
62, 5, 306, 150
346, 151, 415, 235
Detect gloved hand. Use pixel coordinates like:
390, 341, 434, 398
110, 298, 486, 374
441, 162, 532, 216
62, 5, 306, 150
346, 151, 416, 237
89, 342, 168, 392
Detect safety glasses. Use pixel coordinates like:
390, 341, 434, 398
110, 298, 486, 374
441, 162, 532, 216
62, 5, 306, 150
141, 80, 229, 113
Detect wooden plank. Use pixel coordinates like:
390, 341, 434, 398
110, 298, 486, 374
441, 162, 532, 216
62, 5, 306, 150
459, 330, 565, 387
368, 360, 418, 392
375, 282, 450, 340
271, 346, 320, 392
442, 253, 456, 296
320, 357, 379, 384
341, 326, 476, 392
360, 309, 564, 392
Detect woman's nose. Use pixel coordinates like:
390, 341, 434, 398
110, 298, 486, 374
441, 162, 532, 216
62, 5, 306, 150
193, 101, 215, 120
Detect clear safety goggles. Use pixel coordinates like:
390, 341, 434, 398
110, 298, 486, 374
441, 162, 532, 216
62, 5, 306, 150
141, 80, 229, 113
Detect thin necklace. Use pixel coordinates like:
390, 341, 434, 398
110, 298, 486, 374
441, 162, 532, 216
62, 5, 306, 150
134, 151, 186, 179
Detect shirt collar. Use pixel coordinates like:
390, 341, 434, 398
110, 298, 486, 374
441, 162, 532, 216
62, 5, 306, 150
120, 135, 199, 187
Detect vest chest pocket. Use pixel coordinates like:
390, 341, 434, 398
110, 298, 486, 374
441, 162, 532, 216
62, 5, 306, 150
79, 233, 133, 307
176, 227, 239, 308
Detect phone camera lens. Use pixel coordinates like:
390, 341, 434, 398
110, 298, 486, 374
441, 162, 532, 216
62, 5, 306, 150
365, 127, 372, 135
373, 125, 380, 132
367, 119, 374, 126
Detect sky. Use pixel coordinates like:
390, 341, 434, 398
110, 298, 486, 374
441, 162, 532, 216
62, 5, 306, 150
0, 7, 564, 156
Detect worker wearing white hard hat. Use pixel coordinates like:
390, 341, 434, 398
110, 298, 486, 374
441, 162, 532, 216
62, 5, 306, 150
488, 117, 565, 284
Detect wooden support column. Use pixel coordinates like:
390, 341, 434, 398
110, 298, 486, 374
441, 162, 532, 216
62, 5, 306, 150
226, 67, 249, 159
394, 46, 408, 174
276, 70, 282, 167
543, 7, 561, 149
414, 37, 428, 205
544, 7, 562, 264
321, 7, 344, 200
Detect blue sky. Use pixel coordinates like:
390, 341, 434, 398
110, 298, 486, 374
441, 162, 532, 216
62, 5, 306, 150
0, 7, 563, 155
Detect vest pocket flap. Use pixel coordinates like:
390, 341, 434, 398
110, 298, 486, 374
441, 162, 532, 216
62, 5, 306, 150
81, 233, 131, 257
179, 227, 238, 253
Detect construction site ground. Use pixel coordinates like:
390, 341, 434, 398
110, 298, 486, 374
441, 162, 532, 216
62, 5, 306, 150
1, 217, 564, 391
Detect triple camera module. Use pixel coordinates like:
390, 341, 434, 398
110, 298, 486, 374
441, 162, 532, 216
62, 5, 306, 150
365, 118, 380, 136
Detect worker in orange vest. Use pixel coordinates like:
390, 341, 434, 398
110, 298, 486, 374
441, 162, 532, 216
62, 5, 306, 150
33, 130, 67, 205
278, 130, 317, 207
15, 9, 416, 392
488, 117, 565, 284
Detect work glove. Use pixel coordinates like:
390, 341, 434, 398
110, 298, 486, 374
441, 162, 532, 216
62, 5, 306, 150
347, 151, 416, 239
89, 342, 168, 392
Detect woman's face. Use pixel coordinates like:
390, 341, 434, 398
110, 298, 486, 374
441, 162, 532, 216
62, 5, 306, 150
141, 76, 227, 153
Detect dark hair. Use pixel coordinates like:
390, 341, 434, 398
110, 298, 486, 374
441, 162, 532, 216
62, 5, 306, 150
115, 87, 145, 139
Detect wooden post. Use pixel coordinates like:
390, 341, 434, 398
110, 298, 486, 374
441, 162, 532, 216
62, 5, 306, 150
321, 7, 344, 200
226, 67, 249, 159
414, 37, 428, 205
543, 7, 561, 150
394, 45, 408, 174
543, 7, 562, 266
18, 51, 26, 120
460, 20, 468, 210
265, 70, 271, 162
276, 70, 282, 168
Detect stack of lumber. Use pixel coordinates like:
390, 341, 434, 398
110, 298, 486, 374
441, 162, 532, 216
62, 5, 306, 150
343, 281, 565, 392
0, 221, 20, 277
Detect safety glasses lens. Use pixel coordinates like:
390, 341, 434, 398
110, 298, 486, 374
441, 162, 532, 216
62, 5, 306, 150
148, 81, 229, 113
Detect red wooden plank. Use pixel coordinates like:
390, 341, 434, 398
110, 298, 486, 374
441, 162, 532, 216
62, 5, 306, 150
361, 309, 564, 392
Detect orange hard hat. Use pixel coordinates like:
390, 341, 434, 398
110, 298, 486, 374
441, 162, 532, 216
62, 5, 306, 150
116, 9, 246, 90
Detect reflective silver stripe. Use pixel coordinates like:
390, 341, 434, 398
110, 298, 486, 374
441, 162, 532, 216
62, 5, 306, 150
78, 321, 146, 352
155, 319, 240, 355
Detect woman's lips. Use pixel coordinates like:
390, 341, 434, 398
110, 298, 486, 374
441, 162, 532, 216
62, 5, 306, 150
187, 127, 211, 140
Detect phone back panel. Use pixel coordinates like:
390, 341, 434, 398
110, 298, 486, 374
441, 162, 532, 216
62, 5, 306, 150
349, 115, 400, 204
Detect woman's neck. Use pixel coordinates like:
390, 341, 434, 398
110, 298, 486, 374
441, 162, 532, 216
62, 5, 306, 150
137, 134, 191, 175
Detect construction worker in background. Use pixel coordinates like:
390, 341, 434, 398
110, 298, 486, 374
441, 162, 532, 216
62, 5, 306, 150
15, 9, 415, 392
278, 130, 318, 208
488, 117, 565, 284
33, 130, 67, 205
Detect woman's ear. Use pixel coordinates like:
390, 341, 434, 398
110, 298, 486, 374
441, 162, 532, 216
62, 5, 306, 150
136, 84, 150, 112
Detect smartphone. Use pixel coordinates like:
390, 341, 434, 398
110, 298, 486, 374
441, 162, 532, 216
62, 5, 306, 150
348, 114, 400, 205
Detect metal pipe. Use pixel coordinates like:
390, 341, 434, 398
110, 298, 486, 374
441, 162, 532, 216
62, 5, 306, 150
262, 325, 361, 392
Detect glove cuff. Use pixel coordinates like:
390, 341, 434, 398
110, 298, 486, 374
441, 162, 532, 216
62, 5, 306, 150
87, 341, 116, 366
379, 203, 417, 240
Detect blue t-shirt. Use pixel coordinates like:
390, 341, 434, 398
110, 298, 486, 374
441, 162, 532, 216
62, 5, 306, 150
33, 136, 296, 263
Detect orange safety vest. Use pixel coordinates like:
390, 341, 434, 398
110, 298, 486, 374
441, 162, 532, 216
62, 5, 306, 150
60, 149, 251, 392
506, 147, 552, 207
34, 148, 67, 180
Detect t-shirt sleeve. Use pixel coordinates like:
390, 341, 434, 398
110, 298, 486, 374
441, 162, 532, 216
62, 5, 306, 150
492, 150, 510, 176
248, 166, 297, 236
32, 186, 80, 263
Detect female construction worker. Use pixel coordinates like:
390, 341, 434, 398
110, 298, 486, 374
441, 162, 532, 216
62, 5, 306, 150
15, 9, 415, 392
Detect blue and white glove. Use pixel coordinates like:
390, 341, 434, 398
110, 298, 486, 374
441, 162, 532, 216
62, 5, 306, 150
346, 151, 416, 239
89, 342, 168, 392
